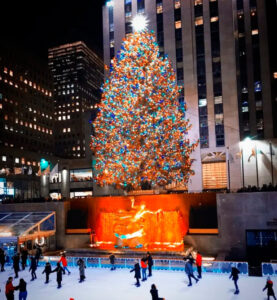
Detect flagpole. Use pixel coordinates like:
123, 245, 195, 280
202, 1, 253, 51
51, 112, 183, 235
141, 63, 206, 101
270, 142, 274, 185
255, 144, 259, 188
241, 148, 245, 188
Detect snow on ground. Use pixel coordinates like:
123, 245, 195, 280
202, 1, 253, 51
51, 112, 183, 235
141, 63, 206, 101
0, 266, 271, 300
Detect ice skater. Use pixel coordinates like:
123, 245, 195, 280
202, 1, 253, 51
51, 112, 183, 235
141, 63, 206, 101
196, 251, 202, 279
77, 258, 86, 282
5, 276, 15, 300
0, 248, 6, 271
109, 254, 116, 270
147, 252, 153, 277
42, 262, 52, 283
59, 252, 71, 275
20, 247, 28, 271
141, 257, 148, 281
150, 284, 164, 300
263, 276, 276, 300
29, 256, 37, 281
34, 245, 42, 267
130, 260, 141, 287
12, 253, 20, 279
229, 265, 240, 294
184, 257, 198, 287
15, 278, 27, 300
52, 262, 63, 288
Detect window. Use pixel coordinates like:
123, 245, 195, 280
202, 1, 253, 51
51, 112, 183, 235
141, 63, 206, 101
156, 3, 163, 14
202, 162, 227, 189
195, 17, 203, 26
252, 29, 258, 35
2, 156, 7, 162
15, 158, 19, 164
175, 20, 181, 29
210, 16, 218, 22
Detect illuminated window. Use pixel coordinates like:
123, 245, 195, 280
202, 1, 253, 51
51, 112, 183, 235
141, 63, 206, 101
195, 16, 203, 26
252, 29, 258, 35
2, 156, 7, 162
58, 116, 61, 120
67, 128, 71, 132
34, 124, 37, 129
274, 72, 277, 79
33, 162, 36, 166
67, 115, 71, 119
4, 115, 8, 120
27, 161, 31, 166
0, 103, 2, 109
9, 70, 13, 77
29, 81, 32, 87
21, 158, 25, 164
50, 130, 53, 135
210, 16, 218, 22
175, 0, 181, 9
195, 0, 202, 5
214, 96, 223, 104
15, 158, 19, 164
202, 162, 227, 189
175, 20, 181, 29
63, 128, 67, 133
156, 3, 163, 14
4, 67, 8, 74
63, 116, 66, 120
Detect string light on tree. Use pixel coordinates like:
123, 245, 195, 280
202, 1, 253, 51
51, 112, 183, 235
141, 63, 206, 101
91, 29, 198, 190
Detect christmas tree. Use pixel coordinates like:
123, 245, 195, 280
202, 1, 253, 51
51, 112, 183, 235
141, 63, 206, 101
91, 28, 198, 190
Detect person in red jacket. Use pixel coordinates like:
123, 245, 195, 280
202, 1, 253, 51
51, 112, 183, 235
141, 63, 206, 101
141, 257, 148, 281
5, 277, 15, 300
196, 251, 202, 279
59, 253, 71, 275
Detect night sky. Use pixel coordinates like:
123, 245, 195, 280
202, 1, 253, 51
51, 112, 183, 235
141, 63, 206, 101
0, 0, 105, 62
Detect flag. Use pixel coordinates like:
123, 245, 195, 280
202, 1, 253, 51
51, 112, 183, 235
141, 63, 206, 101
50, 163, 58, 180
27, 166, 32, 175
248, 148, 256, 162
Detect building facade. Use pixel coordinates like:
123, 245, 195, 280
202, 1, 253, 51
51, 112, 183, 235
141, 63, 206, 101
0, 48, 55, 199
102, 0, 276, 192
48, 42, 103, 159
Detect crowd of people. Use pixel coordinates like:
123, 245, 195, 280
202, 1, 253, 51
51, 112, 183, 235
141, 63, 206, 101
237, 183, 277, 193
0, 247, 276, 300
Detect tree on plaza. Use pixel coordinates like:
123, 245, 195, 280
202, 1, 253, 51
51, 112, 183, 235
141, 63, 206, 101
91, 27, 198, 190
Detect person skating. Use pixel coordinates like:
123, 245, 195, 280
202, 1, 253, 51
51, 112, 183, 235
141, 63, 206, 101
0, 248, 6, 271
109, 254, 116, 270
12, 253, 20, 279
5, 277, 15, 300
15, 278, 27, 300
229, 265, 240, 294
52, 262, 63, 288
59, 253, 71, 275
20, 247, 28, 271
77, 258, 86, 282
150, 284, 164, 300
263, 276, 277, 300
184, 258, 198, 287
141, 257, 148, 281
196, 251, 202, 279
130, 260, 141, 287
34, 245, 42, 267
42, 262, 52, 283
29, 257, 37, 281
147, 252, 153, 277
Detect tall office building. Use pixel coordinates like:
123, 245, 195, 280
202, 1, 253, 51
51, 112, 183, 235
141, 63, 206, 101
0, 47, 55, 198
102, 0, 276, 192
48, 42, 103, 159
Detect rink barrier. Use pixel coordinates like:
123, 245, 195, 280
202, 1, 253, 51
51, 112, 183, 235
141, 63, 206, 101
262, 263, 277, 276
5, 256, 248, 275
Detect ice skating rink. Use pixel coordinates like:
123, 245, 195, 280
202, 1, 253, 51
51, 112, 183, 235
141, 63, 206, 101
0, 266, 271, 300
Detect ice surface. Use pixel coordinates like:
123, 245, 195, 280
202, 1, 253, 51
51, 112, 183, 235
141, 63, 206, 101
0, 266, 271, 300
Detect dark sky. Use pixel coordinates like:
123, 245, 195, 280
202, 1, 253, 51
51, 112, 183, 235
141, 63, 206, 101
0, 0, 105, 63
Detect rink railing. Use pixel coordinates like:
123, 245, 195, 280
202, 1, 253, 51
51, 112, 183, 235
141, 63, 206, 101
9, 256, 248, 275
262, 263, 277, 277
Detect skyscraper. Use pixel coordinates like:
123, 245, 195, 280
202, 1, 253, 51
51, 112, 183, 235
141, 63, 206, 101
0, 47, 55, 198
102, 0, 276, 192
48, 41, 103, 159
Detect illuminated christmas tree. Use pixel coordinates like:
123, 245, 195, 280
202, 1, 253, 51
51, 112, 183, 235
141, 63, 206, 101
91, 20, 198, 190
